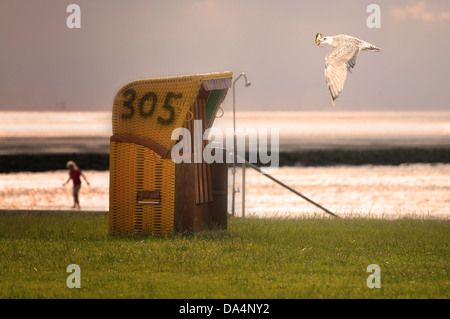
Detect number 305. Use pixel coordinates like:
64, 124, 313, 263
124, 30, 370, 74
121, 89, 182, 126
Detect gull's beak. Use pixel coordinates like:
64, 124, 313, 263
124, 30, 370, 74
315, 33, 323, 47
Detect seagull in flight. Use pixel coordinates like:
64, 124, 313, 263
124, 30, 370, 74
315, 33, 381, 106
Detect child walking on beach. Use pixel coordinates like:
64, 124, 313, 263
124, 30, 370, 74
63, 161, 90, 209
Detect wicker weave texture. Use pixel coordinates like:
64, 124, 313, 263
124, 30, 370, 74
109, 141, 175, 235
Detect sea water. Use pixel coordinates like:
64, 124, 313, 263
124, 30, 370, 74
0, 111, 449, 218
0, 165, 449, 218
0, 111, 449, 154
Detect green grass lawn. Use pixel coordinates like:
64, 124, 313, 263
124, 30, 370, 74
0, 210, 448, 299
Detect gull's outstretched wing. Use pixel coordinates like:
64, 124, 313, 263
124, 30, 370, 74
346, 56, 357, 73
325, 46, 360, 105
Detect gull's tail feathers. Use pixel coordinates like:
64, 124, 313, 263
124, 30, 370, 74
362, 42, 381, 52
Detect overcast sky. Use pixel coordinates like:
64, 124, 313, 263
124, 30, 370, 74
1, 0, 449, 112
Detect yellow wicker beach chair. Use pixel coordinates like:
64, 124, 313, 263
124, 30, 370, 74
109, 72, 232, 235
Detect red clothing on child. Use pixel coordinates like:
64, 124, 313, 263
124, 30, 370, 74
69, 169, 82, 186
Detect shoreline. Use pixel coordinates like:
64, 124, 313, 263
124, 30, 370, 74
0, 210, 447, 220
1, 147, 450, 173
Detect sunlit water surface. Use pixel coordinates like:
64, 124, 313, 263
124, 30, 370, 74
1, 111, 449, 218
1, 164, 448, 219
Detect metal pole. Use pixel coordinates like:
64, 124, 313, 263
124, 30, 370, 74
242, 159, 340, 218
231, 73, 250, 217
242, 162, 246, 218
232, 78, 237, 217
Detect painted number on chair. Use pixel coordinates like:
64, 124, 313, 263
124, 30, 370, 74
120, 89, 182, 125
